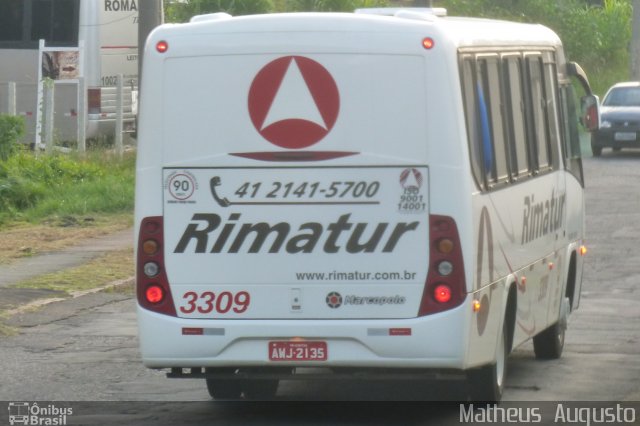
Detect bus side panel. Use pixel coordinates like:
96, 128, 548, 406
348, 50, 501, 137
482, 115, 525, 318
563, 174, 586, 311
99, 0, 138, 88
464, 280, 506, 368
470, 172, 569, 350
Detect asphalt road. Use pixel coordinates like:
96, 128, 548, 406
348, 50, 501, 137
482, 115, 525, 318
1, 152, 639, 425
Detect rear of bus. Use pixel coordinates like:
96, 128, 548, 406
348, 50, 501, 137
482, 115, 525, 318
135, 12, 478, 394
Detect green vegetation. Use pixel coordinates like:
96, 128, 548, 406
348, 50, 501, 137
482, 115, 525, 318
445, 0, 632, 96
0, 115, 24, 161
11, 248, 134, 294
164, 0, 389, 21
165, 0, 633, 97
0, 145, 135, 227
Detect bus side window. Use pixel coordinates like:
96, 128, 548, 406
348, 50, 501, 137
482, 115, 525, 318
0, 0, 24, 43
559, 85, 585, 185
461, 56, 486, 190
31, 0, 79, 46
476, 63, 494, 182
482, 57, 509, 186
525, 55, 552, 173
0, 0, 79, 48
503, 56, 530, 180
462, 54, 512, 191
543, 59, 562, 171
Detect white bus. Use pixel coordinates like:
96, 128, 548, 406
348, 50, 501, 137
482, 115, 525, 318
0, 0, 138, 144
135, 8, 599, 401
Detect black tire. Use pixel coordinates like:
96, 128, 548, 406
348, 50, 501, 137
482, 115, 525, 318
205, 368, 243, 400
533, 322, 565, 359
468, 326, 508, 402
533, 297, 569, 360
591, 135, 603, 157
243, 379, 279, 400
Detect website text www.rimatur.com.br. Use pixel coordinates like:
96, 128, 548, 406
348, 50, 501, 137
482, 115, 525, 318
296, 270, 418, 281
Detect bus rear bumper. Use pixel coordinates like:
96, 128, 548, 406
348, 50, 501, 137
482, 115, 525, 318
137, 304, 470, 371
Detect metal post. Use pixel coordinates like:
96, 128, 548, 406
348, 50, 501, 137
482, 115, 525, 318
77, 77, 87, 153
115, 74, 124, 158
35, 39, 46, 148
631, 0, 640, 80
43, 80, 55, 154
138, 0, 164, 103
8, 82, 16, 116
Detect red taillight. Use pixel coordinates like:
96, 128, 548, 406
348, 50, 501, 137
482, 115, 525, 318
434, 284, 452, 303
88, 88, 101, 114
137, 217, 177, 316
156, 40, 168, 53
418, 215, 466, 316
146, 285, 164, 304
422, 37, 435, 50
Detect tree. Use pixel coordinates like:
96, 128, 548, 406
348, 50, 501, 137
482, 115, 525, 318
164, 0, 387, 21
164, 0, 273, 22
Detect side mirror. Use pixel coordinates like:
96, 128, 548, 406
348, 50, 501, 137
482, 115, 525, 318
581, 94, 600, 132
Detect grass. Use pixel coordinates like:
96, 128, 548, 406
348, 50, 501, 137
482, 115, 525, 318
0, 214, 132, 263
0, 320, 18, 337
0, 248, 134, 334
0, 149, 135, 226
10, 248, 134, 294
0, 147, 136, 327
0, 147, 135, 261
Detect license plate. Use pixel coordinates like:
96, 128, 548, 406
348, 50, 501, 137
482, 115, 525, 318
615, 132, 636, 141
268, 341, 327, 361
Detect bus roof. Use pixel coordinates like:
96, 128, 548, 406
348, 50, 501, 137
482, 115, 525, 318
154, 10, 562, 50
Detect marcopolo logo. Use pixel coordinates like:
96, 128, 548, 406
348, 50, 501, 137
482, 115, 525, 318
248, 56, 340, 150
326, 292, 342, 309
325, 292, 406, 309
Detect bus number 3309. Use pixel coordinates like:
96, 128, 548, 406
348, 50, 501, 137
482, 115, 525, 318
179, 291, 251, 315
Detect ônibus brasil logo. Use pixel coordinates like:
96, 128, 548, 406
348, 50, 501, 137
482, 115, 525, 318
248, 56, 340, 149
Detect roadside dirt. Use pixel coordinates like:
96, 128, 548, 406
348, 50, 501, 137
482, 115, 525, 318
0, 215, 132, 264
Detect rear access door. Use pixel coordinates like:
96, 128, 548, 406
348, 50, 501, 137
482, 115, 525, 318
158, 19, 436, 320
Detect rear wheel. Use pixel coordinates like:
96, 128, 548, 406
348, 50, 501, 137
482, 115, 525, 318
205, 368, 243, 400
243, 379, 279, 400
591, 135, 603, 157
533, 322, 565, 359
533, 297, 569, 360
468, 325, 508, 402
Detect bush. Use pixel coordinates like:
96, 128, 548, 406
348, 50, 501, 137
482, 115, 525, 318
164, 0, 388, 21
444, 0, 632, 96
0, 115, 25, 161
0, 151, 134, 225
